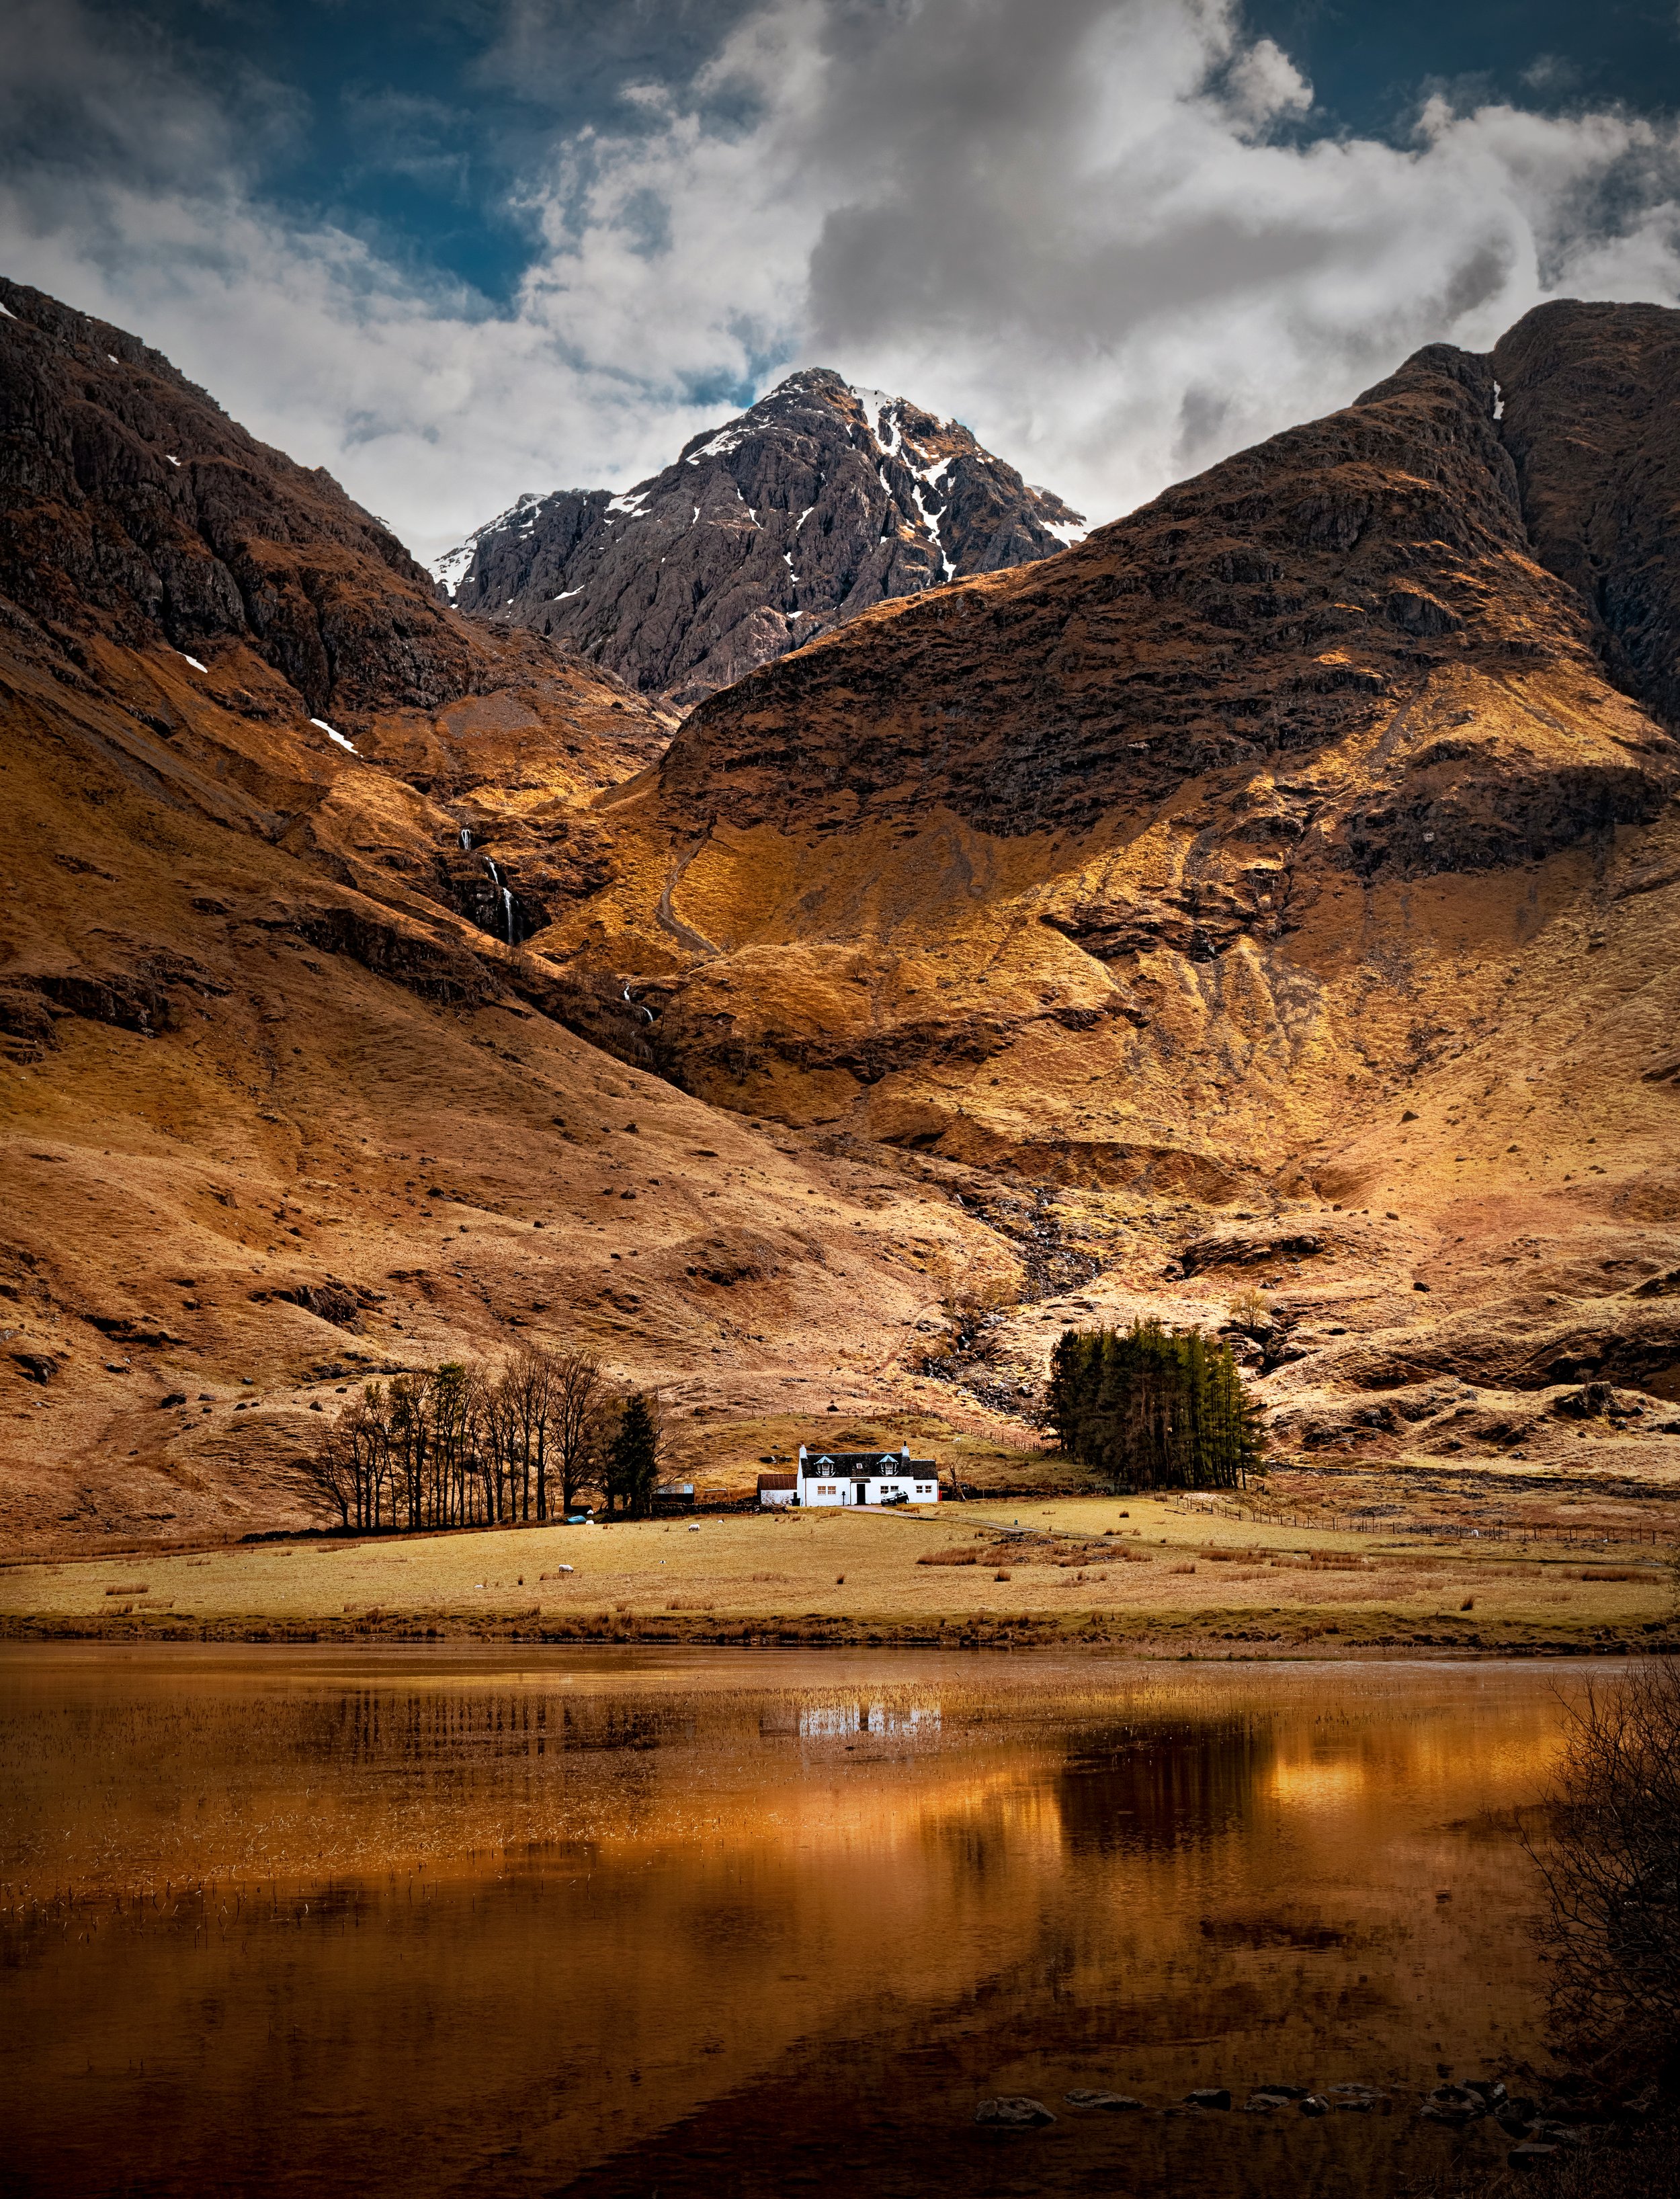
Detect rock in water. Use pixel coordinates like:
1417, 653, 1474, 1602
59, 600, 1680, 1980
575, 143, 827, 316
1329, 2085, 1384, 2112
438, 370, 1082, 710
974, 2097, 1057, 2128
1421, 2084, 1489, 2126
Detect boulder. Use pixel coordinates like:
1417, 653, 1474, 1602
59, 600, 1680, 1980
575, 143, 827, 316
974, 2098, 1056, 2128
1534, 2122, 1589, 2150
1464, 2079, 1509, 2110
1329, 2085, 1384, 2112
1185, 2088, 1232, 2111
1063, 2091, 1144, 2112
1553, 1382, 1620, 1419
1298, 2096, 1331, 2118
1429, 2083, 1488, 2114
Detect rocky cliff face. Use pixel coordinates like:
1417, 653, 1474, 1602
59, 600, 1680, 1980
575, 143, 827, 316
436, 369, 1082, 710
0, 277, 684, 958
1493, 300, 1680, 735
0, 278, 488, 717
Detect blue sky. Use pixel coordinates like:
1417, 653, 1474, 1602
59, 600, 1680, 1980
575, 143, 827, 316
106, 1, 767, 309
5, 1, 1680, 557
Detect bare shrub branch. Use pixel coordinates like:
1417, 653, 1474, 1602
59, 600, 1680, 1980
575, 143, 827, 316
1531, 1661, 1680, 2079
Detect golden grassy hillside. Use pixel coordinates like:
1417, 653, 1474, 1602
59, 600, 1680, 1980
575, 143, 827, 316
3, 285, 1679, 1564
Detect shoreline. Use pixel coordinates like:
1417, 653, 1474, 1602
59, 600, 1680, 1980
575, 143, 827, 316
5, 1610, 1675, 1655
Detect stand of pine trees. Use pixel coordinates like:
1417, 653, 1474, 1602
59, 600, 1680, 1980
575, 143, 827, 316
1044, 1320, 1264, 1490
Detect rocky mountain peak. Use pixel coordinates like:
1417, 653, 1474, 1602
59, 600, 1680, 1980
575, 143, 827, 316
0, 276, 498, 719
435, 368, 1083, 711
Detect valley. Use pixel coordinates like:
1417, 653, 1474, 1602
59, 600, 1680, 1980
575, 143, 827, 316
1, 279, 1677, 1585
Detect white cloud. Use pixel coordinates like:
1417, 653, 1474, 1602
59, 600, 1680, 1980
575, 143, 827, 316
1, 0, 1679, 561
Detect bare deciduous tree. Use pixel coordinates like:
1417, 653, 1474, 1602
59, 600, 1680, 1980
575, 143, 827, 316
550, 1347, 608, 1517
300, 1347, 619, 1532
1531, 1660, 1680, 2077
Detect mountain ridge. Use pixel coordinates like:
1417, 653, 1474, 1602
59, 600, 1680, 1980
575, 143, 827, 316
0, 280, 1027, 1550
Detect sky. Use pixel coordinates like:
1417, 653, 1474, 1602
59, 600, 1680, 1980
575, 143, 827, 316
5, 0, 1680, 563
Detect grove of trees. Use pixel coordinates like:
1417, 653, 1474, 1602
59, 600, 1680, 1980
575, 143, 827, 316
302, 1345, 667, 1530
1043, 1319, 1264, 1490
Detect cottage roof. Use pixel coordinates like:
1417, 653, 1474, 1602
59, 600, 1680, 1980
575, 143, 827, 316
757, 1471, 796, 1491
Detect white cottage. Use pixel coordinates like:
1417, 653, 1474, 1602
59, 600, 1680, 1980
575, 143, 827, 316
757, 1444, 941, 1507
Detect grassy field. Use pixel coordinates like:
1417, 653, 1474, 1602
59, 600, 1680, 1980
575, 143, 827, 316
1, 1495, 1673, 1652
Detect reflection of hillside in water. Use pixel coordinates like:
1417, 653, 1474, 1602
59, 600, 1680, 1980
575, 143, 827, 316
1056, 1716, 1274, 1854
0, 1651, 1576, 2199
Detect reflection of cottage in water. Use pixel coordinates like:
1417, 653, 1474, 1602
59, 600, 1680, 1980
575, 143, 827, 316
797, 1702, 941, 1739
757, 1444, 940, 1507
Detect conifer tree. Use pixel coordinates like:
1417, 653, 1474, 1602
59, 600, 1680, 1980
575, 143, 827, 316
605, 1391, 661, 1518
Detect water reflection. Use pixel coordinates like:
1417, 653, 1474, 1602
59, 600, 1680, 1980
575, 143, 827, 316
1058, 1716, 1272, 1852
795, 1700, 941, 1739
0, 1649, 1579, 2198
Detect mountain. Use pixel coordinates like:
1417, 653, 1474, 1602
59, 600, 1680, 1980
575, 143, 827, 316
0, 280, 999, 1550
540, 306, 1680, 1448
433, 369, 1083, 710
3, 279, 1678, 1557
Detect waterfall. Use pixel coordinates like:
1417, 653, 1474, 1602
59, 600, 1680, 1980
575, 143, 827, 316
458, 826, 472, 850
482, 854, 515, 947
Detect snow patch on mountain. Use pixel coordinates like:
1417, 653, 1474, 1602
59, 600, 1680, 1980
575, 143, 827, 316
431, 493, 542, 601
